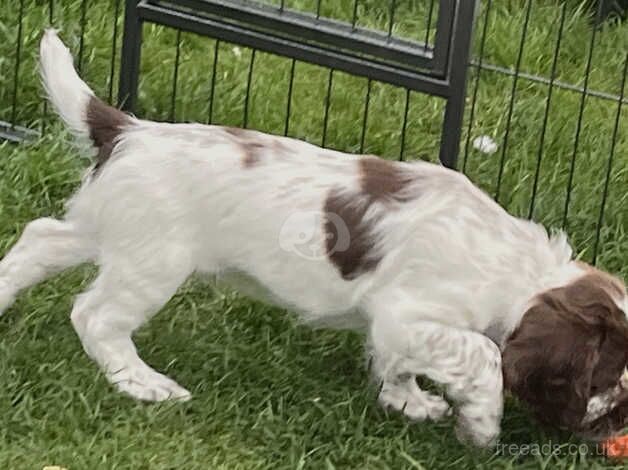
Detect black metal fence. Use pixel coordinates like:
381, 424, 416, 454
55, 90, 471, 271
0, 0, 626, 272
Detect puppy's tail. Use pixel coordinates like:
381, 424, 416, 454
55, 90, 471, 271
39, 29, 134, 162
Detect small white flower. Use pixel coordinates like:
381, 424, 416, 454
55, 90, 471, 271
473, 135, 498, 155
232, 46, 242, 58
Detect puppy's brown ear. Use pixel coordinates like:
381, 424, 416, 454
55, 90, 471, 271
502, 297, 602, 430
559, 274, 628, 399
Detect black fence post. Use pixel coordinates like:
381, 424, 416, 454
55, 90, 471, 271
439, 0, 477, 169
118, 0, 142, 112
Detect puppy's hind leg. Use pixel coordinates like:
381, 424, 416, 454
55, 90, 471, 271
0, 218, 94, 314
71, 244, 194, 401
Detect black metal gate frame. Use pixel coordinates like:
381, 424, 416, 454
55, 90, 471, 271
118, 0, 478, 168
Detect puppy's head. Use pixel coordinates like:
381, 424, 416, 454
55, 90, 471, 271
502, 268, 628, 440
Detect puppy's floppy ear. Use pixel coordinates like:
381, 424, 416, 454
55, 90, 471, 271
502, 295, 603, 430
503, 274, 628, 434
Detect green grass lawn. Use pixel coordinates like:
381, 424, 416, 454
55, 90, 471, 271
0, 0, 627, 468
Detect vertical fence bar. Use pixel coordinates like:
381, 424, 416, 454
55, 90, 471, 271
10, 0, 25, 129
461, 0, 492, 174
78, 0, 88, 73
48, 0, 55, 28
42, 0, 55, 134
387, 0, 397, 37
48, 0, 55, 25
284, 59, 296, 136
359, 79, 371, 153
439, 0, 477, 168
424, 0, 436, 46
207, 40, 220, 124
562, 1, 604, 229
399, 89, 410, 161
592, 53, 627, 265
243, 49, 256, 128
108, 0, 122, 104
119, 0, 143, 111
351, 0, 359, 29
494, 0, 533, 202
528, 3, 566, 219
169, 30, 182, 122
432, 0, 457, 73
279, 0, 285, 12
321, 69, 334, 147
316, 0, 322, 19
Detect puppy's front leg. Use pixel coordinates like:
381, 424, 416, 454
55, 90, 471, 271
370, 318, 503, 447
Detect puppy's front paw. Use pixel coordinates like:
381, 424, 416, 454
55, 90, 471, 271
406, 392, 451, 421
379, 381, 451, 421
110, 366, 191, 402
0, 278, 16, 315
455, 404, 500, 448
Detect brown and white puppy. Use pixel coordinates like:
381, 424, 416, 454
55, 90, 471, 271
0, 30, 627, 448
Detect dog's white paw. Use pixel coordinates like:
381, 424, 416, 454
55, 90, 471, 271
110, 366, 191, 402
455, 403, 500, 448
379, 380, 451, 421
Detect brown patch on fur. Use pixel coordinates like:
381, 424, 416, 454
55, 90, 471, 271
502, 273, 628, 440
86, 96, 131, 175
241, 141, 265, 168
221, 126, 279, 168
322, 157, 419, 280
323, 188, 380, 280
358, 157, 417, 202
